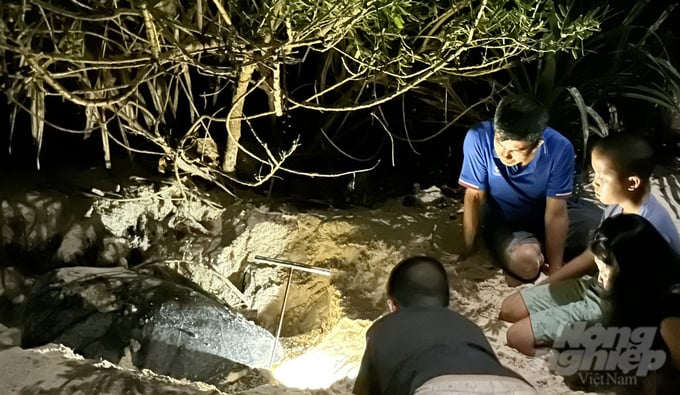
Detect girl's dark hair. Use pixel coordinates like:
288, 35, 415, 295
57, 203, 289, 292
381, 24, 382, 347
387, 256, 450, 308
590, 214, 680, 328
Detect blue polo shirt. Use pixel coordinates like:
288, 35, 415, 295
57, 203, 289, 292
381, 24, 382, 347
458, 120, 575, 224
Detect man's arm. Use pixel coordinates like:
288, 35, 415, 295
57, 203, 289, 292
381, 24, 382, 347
463, 188, 486, 257
458, 125, 489, 258
538, 249, 596, 285
544, 197, 569, 275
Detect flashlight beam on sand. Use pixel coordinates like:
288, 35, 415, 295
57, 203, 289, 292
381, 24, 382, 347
251, 255, 332, 369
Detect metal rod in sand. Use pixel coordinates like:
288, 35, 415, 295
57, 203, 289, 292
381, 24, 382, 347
251, 255, 331, 369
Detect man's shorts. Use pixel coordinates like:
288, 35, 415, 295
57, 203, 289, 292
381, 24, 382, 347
483, 198, 602, 281
520, 275, 611, 345
414, 374, 537, 395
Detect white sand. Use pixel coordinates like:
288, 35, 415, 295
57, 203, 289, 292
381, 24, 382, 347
1, 175, 679, 394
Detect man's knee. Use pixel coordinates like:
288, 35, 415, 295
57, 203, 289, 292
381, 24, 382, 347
499, 292, 529, 323
505, 243, 543, 281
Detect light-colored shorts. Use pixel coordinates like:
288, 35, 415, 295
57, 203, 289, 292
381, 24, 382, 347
520, 275, 611, 345
414, 374, 536, 395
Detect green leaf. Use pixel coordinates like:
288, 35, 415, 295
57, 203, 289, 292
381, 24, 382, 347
393, 15, 404, 30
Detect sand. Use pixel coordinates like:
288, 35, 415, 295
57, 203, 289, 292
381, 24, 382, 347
1, 176, 679, 394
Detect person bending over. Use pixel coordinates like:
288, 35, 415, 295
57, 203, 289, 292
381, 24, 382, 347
353, 256, 535, 395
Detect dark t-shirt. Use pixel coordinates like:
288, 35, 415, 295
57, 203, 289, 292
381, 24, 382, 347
353, 306, 527, 395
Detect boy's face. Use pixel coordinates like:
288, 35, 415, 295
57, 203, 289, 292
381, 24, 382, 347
591, 149, 629, 205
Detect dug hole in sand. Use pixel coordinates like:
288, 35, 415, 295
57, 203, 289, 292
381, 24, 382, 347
149, 188, 586, 394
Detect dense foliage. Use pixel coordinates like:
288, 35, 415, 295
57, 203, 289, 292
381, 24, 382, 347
0, 1, 643, 194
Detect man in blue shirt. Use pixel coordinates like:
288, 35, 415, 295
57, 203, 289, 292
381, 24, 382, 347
458, 94, 597, 283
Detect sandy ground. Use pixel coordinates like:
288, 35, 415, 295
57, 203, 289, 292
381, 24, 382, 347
1, 173, 680, 394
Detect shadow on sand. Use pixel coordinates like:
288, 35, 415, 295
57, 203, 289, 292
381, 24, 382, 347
16, 357, 222, 395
